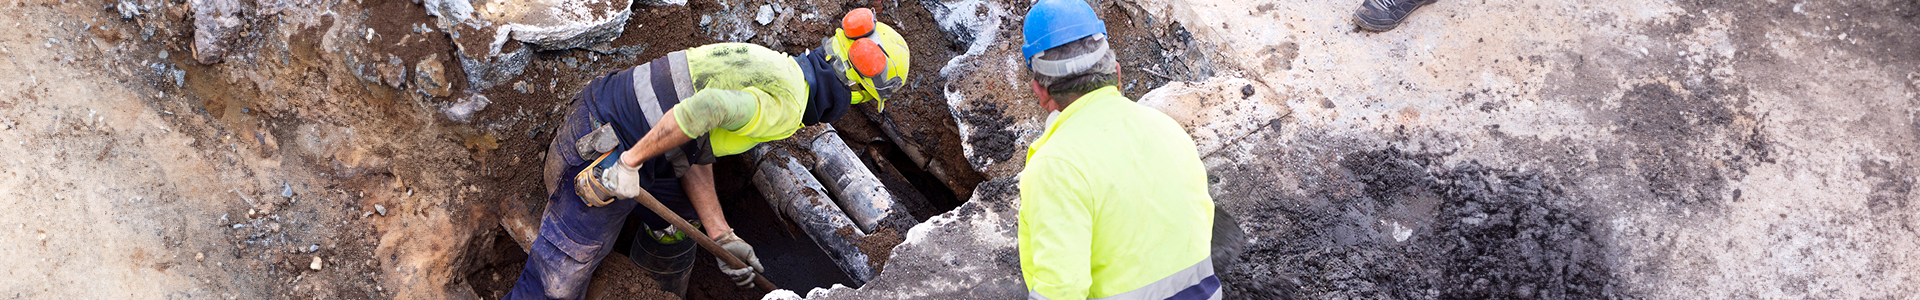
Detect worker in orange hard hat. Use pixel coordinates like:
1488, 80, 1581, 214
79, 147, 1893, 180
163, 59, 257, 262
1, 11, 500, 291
507, 8, 910, 300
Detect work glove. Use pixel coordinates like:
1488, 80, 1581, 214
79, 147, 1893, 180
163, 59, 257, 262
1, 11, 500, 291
713, 231, 765, 288
574, 151, 645, 206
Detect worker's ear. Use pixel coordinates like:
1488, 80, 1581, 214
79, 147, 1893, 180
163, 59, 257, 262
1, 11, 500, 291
1031, 80, 1060, 112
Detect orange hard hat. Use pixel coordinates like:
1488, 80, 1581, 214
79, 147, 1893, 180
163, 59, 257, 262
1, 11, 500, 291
843, 8, 877, 39
849, 38, 888, 77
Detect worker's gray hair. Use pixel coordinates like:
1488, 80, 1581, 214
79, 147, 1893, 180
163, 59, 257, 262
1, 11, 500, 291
1029, 34, 1118, 100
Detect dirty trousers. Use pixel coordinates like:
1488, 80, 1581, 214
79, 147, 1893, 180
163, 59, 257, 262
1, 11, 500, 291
506, 64, 701, 300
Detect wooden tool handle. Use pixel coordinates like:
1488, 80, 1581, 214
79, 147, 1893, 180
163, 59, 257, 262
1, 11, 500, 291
629, 187, 780, 292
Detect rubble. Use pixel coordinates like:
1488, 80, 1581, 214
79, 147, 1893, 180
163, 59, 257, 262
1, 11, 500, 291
414, 53, 453, 97
443, 94, 491, 123
189, 0, 247, 65
377, 55, 408, 88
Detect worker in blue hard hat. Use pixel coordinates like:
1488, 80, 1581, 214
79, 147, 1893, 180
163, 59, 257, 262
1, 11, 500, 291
1015, 0, 1222, 299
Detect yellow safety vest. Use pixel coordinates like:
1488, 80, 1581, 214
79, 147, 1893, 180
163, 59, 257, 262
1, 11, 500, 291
1019, 86, 1220, 300
683, 43, 810, 157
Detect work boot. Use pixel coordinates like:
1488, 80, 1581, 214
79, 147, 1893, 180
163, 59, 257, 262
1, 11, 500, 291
1353, 0, 1437, 32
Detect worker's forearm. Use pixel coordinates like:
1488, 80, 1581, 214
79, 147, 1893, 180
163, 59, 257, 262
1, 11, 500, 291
620, 108, 695, 168
684, 164, 733, 237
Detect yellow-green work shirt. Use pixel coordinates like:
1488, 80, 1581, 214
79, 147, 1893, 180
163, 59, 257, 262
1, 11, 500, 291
675, 43, 810, 157
1018, 86, 1219, 300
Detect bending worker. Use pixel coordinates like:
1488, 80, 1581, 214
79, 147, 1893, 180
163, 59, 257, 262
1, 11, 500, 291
508, 8, 909, 299
1016, 0, 1221, 299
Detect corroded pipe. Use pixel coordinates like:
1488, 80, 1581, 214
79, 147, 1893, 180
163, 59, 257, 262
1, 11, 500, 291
803, 125, 914, 234
749, 146, 877, 285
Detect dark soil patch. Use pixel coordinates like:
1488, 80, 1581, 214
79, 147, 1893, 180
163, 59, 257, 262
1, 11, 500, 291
465, 230, 532, 299
1611, 78, 1767, 207
364, 0, 468, 100
1226, 149, 1618, 299
958, 101, 1017, 173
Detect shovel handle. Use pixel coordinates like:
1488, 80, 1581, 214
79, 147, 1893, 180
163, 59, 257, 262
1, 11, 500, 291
628, 187, 780, 292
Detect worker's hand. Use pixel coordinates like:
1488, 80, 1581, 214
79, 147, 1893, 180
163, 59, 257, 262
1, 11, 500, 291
599, 158, 645, 199
714, 231, 765, 288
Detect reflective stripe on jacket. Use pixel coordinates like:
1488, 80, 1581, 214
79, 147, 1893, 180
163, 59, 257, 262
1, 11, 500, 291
1019, 86, 1218, 300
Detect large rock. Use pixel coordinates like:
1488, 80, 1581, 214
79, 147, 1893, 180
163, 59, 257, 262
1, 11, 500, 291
423, 0, 633, 90
190, 0, 248, 64
425, 0, 634, 51
925, 0, 1049, 179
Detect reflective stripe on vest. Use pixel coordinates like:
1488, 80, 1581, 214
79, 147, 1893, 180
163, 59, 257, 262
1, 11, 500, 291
1027, 256, 1221, 300
630, 51, 695, 123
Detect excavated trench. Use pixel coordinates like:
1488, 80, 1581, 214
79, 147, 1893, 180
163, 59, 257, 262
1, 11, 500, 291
452, 0, 993, 299
147, 0, 1194, 297
449, 0, 1211, 297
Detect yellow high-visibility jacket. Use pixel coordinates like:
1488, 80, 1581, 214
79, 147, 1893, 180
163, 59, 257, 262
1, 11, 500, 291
1018, 86, 1220, 300
674, 43, 809, 157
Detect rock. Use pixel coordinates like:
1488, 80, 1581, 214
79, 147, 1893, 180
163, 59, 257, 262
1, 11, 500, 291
414, 53, 452, 97
513, 81, 530, 94
428, 0, 634, 51
756, 5, 776, 26
196, 252, 205, 262
922, 0, 1042, 179
374, 204, 387, 216
114, 0, 142, 19
763, 290, 803, 300
189, 0, 247, 65
376, 55, 407, 88
443, 94, 491, 123
309, 257, 322, 270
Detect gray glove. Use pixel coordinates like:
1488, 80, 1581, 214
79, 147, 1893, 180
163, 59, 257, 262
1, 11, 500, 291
574, 149, 644, 206
713, 231, 765, 288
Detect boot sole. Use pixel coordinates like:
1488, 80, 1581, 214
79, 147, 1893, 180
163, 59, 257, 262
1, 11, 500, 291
1353, 0, 1436, 32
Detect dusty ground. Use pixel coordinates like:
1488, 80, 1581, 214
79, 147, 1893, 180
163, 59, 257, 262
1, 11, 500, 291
3, 0, 1918, 299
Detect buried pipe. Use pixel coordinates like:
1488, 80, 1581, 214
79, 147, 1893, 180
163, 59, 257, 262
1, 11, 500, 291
801, 125, 916, 233
870, 113, 963, 195
749, 146, 878, 285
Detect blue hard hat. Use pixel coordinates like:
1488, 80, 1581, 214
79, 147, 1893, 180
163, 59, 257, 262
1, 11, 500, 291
1022, 0, 1107, 63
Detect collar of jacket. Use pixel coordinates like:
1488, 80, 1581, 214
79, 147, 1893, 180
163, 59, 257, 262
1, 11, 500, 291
1026, 85, 1124, 161
796, 50, 853, 126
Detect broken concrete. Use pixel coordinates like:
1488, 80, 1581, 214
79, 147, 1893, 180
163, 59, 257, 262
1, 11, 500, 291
791, 178, 1027, 299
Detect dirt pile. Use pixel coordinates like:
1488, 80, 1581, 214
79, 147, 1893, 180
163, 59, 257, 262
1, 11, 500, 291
1224, 149, 1615, 299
